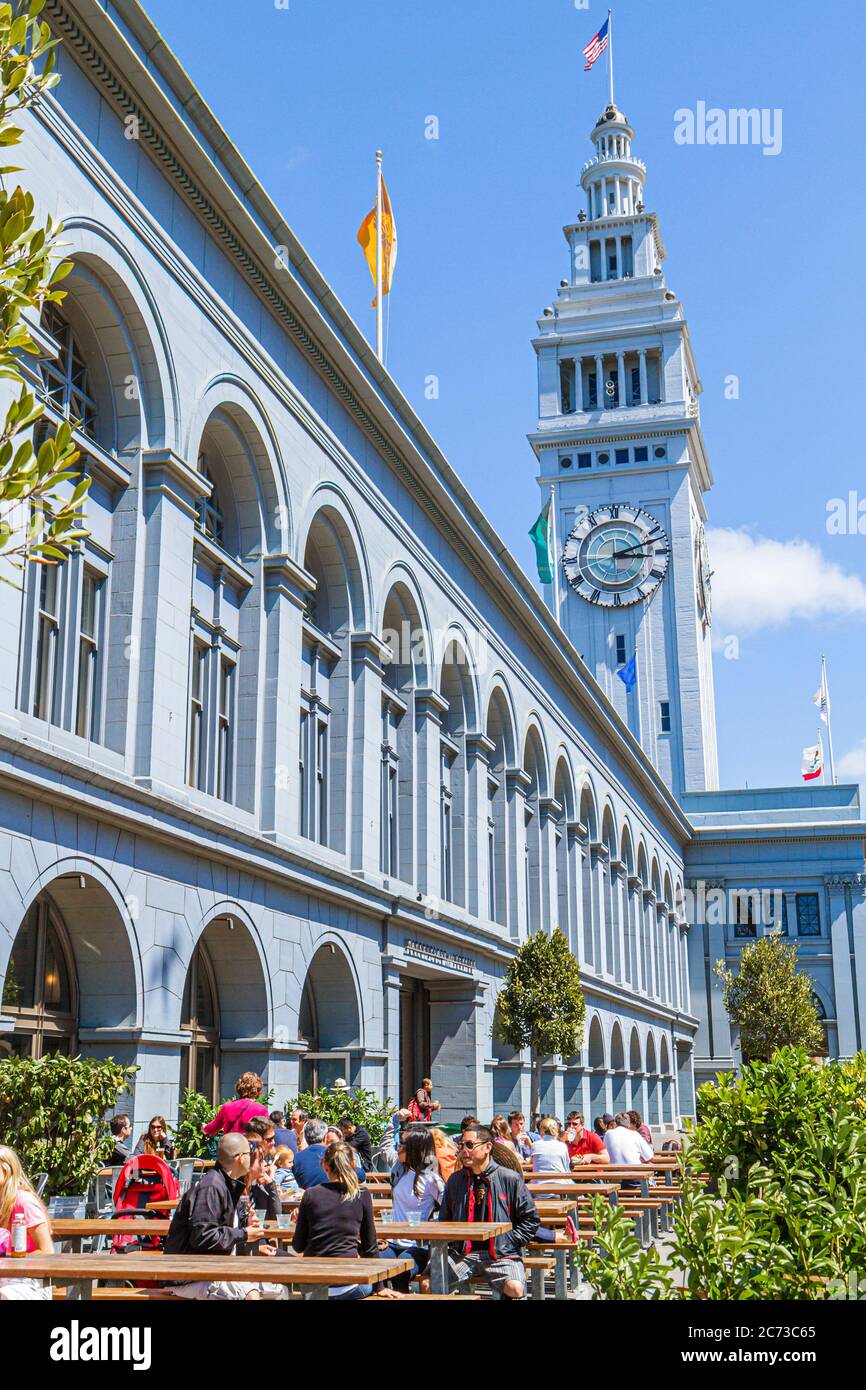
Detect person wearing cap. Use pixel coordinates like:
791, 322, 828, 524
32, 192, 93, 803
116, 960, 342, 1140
603, 1112, 653, 1165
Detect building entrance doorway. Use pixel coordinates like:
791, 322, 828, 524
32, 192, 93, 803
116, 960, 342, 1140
400, 977, 431, 1108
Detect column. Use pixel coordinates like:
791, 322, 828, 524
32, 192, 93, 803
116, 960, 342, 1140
827, 876, 858, 1057
627, 875, 642, 991
616, 352, 627, 409
609, 859, 626, 981
350, 632, 390, 875
852, 876, 866, 1053
134, 449, 210, 794
614, 235, 622, 278
601, 176, 609, 216
381, 956, 405, 1109
572, 822, 589, 965
507, 768, 532, 939
642, 888, 656, 996
466, 732, 495, 921
591, 840, 610, 973
638, 347, 648, 405
595, 353, 605, 409
573, 355, 584, 410
414, 689, 448, 900
261, 555, 316, 838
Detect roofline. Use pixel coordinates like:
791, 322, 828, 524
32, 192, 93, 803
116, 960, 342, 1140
45, 0, 694, 844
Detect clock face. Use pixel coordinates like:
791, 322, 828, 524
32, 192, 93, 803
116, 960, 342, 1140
562, 504, 670, 607
696, 522, 713, 625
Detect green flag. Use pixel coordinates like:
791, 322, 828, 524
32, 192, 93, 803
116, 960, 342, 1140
529, 498, 554, 584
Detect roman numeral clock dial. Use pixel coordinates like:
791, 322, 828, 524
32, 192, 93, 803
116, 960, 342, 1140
562, 505, 670, 607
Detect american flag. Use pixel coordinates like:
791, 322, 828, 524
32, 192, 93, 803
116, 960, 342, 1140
583, 17, 609, 72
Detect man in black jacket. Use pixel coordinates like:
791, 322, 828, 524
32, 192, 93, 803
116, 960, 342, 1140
165, 1133, 285, 1300
439, 1124, 539, 1299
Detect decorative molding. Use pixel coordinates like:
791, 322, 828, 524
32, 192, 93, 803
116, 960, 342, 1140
825, 873, 866, 894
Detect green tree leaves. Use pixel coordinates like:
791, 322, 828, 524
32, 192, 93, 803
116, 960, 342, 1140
715, 935, 824, 1063
493, 928, 586, 1115
0, 1053, 138, 1196
0, 1, 90, 578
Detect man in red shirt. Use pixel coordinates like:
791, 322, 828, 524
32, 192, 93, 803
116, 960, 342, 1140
563, 1112, 609, 1166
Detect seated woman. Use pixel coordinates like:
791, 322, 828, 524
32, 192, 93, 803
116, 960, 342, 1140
489, 1115, 517, 1151
133, 1115, 175, 1160
0, 1146, 53, 1302
379, 1129, 444, 1291
292, 1141, 400, 1300
531, 1117, 571, 1179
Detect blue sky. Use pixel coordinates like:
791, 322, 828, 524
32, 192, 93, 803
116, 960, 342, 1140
139, 0, 866, 799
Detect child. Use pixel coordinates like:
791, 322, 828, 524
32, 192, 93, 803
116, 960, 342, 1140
273, 1144, 299, 1194
0, 1146, 53, 1301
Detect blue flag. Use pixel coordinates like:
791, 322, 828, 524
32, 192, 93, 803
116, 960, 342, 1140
618, 654, 637, 692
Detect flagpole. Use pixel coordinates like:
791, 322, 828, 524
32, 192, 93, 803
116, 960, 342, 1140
608, 9, 614, 106
549, 482, 562, 619
375, 150, 384, 363
823, 654, 837, 785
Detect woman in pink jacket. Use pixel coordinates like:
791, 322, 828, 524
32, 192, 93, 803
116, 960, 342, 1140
202, 1072, 269, 1138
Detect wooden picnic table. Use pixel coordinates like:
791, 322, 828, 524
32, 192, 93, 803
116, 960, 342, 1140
46, 1216, 511, 1297
8, 1251, 413, 1301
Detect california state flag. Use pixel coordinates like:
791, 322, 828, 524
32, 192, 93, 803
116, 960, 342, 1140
801, 739, 823, 781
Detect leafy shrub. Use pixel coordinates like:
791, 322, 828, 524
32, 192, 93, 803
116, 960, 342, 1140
578, 1048, 866, 1301
0, 1054, 137, 1196
171, 1089, 217, 1159
285, 1086, 393, 1145
714, 935, 824, 1061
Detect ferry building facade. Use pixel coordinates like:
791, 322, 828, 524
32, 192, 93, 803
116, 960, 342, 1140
0, 0, 863, 1129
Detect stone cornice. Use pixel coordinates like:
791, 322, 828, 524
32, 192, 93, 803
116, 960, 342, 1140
414, 688, 450, 723
263, 553, 317, 607
506, 767, 533, 796
466, 731, 496, 764
825, 873, 866, 894
142, 447, 210, 517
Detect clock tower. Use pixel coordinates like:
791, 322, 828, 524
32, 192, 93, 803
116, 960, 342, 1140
530, 101, 719, 798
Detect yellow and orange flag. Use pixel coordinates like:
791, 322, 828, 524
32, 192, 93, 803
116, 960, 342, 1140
357, 175, 397, 307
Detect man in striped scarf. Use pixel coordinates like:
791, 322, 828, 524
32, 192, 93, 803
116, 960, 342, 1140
439, 1124, 539, 1299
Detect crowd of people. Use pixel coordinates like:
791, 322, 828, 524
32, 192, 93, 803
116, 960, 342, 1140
0, 1068, 664, 1301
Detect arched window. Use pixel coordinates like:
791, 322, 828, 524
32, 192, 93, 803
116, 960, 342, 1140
1, 894, 77, 1058
485, 690, 516, 934
180, 942, 220, 1103
298, 945, 361, 1092
40, 302, 97, 439
194, 455, 226, 547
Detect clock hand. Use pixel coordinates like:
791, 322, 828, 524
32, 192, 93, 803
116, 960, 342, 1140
611, 548, 651, 560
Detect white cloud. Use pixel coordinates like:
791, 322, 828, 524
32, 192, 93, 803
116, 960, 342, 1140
838, 738, 866, 784
707, 527, 866, 635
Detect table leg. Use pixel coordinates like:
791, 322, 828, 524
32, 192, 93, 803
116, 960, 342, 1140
554, 1248, 568, 1301
68, 1277, 92, 1301
428, 1244, 449, 1295
530, 1264, 544, 1301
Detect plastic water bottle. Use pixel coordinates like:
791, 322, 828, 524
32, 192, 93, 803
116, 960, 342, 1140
11, 1212, 27, 1256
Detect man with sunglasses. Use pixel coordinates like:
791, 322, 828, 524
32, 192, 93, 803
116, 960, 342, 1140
439, 1124, 539, 1299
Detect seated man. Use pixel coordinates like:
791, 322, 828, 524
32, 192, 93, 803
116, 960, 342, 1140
294, 1119, 366, 1189
337, 1116, 373, 1172
164, 1133, 286, 1300
439, 1124, 539, 1300
603, 1112, 653, 1165
563, 1111, 610, 1167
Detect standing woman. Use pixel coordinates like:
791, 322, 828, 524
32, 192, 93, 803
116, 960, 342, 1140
292, 1141, 400, 1300
202, 1073, 269, 1140
0, 1146, 53, 1301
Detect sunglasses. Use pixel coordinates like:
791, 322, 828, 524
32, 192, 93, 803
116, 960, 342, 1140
459, 1139, 488, 1150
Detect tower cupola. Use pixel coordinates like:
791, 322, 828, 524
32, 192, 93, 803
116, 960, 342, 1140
580, 104, 647, 221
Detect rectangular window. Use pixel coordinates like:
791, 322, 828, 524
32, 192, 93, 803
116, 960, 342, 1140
587, 374, 598, 409
216, 657, 235, 802
577, 452, 592, 469
298, 710, 308, 836
559, 359, 574, 414
733, 891, 757, 938
795, 892, 821, 936
633, 446, 648, 463
188, 641, 208, 790
33, 564, 60, 722
615, 634, 627, 665
659, 700, 671, 733
440, 748, 453, 901
630, 367, 641, 405
615, 448, 629, 465
75, 567, 103, 739
316, 718, 328, 845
